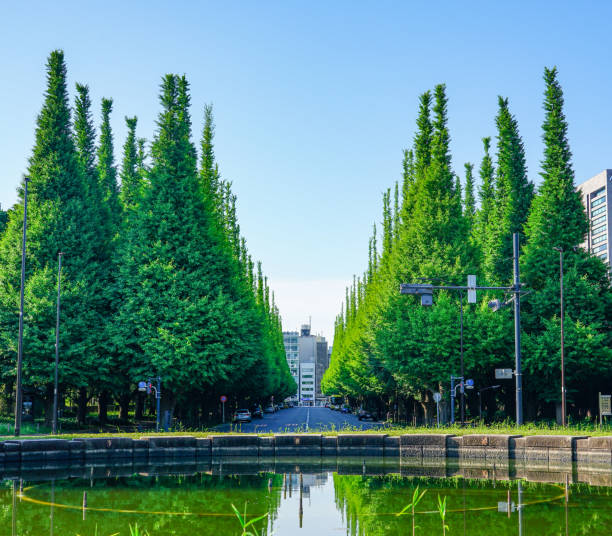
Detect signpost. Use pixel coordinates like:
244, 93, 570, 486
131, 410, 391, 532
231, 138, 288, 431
433, 392, 442, 427
599, 393, 611, 426
495, 369, 513, 380
220, 395, 227, 424
138, 377, 161, 432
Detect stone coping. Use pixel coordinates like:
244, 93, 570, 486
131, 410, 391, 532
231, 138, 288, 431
0, 434, 610, 466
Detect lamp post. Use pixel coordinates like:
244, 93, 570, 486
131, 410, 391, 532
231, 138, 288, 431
553, 246, 566, 426
52, 252, 63, 435
138, 377, 161, 432
15, 177, 30, 437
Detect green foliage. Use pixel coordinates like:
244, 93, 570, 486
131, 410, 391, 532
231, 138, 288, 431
0, 51, 294, 426
324, 68, 612, 424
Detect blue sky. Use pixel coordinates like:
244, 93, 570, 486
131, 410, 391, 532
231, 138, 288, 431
1, 1, 611, 342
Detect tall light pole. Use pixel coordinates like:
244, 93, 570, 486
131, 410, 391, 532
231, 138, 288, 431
553, 246, 566, 426
401, 233, 526, 426
52, 252, 63, 435
15, 177, 30, 437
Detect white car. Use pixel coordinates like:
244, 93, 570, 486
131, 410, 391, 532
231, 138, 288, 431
232, 409, 251, 423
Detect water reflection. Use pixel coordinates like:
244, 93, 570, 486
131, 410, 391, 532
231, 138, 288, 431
1, 459, 612, 535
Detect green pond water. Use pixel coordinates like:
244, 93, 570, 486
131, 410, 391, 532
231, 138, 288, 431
1, 462, 611, 535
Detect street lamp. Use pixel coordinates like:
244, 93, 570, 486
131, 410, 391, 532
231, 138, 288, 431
15, 177, 30, 437
553, 246, 566, 426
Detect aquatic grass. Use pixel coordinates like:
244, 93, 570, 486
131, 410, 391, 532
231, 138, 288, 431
437, 495, 449, 535
397, 485, 427, 535
231, 503, 269, 536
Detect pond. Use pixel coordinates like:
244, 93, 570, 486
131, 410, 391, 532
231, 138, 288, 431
1, 460, 611, 535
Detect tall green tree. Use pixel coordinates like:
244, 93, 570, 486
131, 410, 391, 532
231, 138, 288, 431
474, 137, 494, 245
482, 96, 533, 284
0, 50, 103, 422
463, 162, 475, 230
521, 67, 612, 418
97, 98, 120, 224
119, 116, 142, 209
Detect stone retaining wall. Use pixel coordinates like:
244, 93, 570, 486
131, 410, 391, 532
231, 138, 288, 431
0, 434, 611, 466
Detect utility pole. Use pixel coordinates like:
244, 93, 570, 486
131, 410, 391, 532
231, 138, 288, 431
513, 234, 523, 425
553, 246, 566, 426
459, 290, 465, 426
52, 252, 63, 435
15, 177, 30, 437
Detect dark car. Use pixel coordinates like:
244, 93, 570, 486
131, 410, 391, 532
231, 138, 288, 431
340, 405, 351, 414
251, 406, 264, 419
358, 409, 376, 421
264, 405, 275, 414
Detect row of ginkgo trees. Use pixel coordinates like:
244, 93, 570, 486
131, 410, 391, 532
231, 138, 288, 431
0, 50, 296, 425
322, 68, 612, 423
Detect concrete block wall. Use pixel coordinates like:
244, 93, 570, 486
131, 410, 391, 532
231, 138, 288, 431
0, 434, 611, 467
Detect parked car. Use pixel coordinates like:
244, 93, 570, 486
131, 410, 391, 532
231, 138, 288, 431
340, 405, 351, 414
264, 405, 275, 414
232, 409, 251, 423
251, 406, 264, 419
358, 409, 376, 421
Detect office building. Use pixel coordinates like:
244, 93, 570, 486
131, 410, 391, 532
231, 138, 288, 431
283, 331, 299, 402
577, 170, 611, 266
282, 322, 329, 406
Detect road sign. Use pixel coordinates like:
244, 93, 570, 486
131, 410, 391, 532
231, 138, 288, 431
465, 379, 474, 389
467, 275, 477, 304
137, 381, 147, 392
600, 394, 611, 416
400, 283, 433, 295
433, 392, 442, 403
220, 395, 227, 403
495, 368, 513, 380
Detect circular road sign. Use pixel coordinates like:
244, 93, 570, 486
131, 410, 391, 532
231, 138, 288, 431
433, 392, 442, 403
220, 395, 227, 403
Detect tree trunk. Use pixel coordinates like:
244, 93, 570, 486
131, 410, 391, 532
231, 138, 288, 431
43, 385, 54, 427
119, 393, 131, 421
98, 390, 109, 424
135, 392, 144, 420
77, 387, 88, 425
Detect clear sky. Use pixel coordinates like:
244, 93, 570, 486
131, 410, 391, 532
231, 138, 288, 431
1, 1, 611, 342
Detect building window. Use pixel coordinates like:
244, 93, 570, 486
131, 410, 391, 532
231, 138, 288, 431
592, 196, 606, 208
593, 234, 607, 245
302, 374, 313, 378
592, 244, 607, 253
592, 206, 606, 217
598, 253, 608, 261
592, 214, 606, 226
591, 187, 605, 199
592, 224, 607, 236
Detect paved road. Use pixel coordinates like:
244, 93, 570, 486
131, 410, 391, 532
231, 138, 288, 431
215, 406, 384, 433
